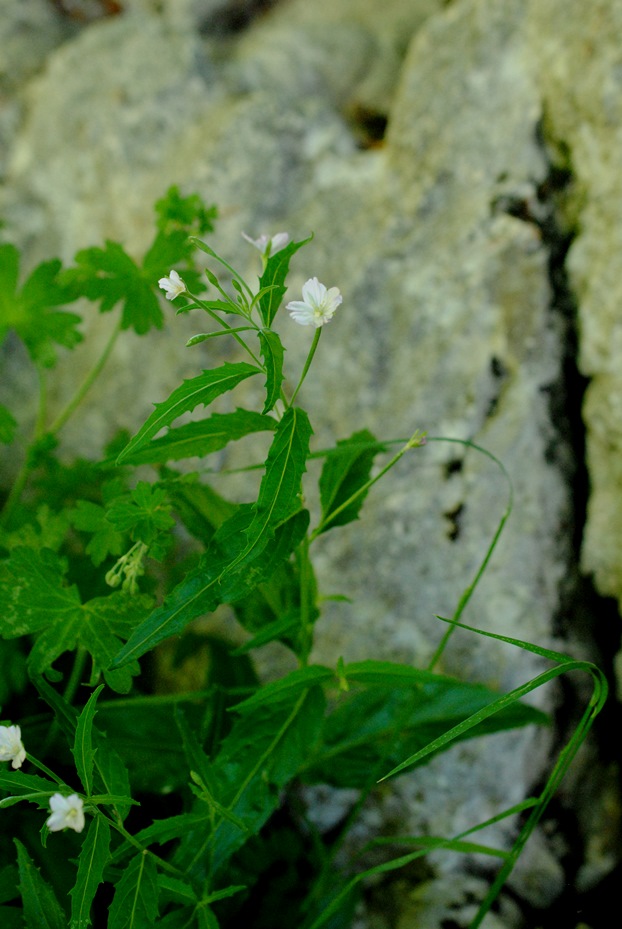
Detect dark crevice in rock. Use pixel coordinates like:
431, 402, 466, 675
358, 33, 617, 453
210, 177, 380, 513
443, 502, 464, 542
346, 103, 389, 149
444, 457, 464, 478
47, 0, 124, 21
492, 126, 622, 928
198, 0, 281, 37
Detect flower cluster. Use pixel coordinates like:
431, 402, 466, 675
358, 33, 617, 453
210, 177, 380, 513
0, 725, 26, 769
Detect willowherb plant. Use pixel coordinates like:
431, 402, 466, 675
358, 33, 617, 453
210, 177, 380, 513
0, 189, 607, 929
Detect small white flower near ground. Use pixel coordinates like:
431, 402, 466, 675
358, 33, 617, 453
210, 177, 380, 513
0, 725, 26, 769
286, 277, 342, 327
158, 270, 187, 300
46, 793, 86, 833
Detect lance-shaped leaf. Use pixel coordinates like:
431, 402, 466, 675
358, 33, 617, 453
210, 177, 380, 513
116, 362, 260, 464
108, 853, 159, 929
0, 771, 62, 810
258, 235, 312, 327
318, 429, 386, 533
70, 817, 111, 929
16, 840, 67, 929
119, 409, 276, 466
258, 329, 285, 413
111, 508, 309, 668
73, 685, 104, 797
231, 406, 312, 569
34, 677, 133, 822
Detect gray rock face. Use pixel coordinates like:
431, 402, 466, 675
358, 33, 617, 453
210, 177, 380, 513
1, 0, 619, 924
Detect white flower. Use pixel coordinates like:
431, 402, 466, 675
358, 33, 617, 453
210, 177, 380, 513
0, 725, 26, 769
158, 269, 187, 300
46, 793, 85, 833
241, 231, 290, 259
286, 277, 342, 327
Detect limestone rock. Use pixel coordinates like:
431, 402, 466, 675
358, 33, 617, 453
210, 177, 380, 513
1, 0, 619, 924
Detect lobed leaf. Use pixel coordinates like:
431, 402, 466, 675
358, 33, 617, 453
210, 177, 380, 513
64, 241, 163, 335
0, 244, 83, 368
111, 508, 309, 667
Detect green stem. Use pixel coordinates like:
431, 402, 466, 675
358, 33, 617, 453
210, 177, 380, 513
191, 292, 263, 368
48, 318, 122, 435
106, 814, 188, 878
62, 646, 88, 706
288, 327, 322, 408
425, 437, 513, 671
0, 369, 49, 528
297, 535, 314, 666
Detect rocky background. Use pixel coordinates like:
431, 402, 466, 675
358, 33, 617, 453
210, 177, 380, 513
1, 1, 621, 926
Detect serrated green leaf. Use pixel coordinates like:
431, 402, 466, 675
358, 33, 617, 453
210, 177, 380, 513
258, 236, 313, 327
258, 329, 284, 413
301, 669, 549, 789
231, 612, 299, 655
156, 874, 197, 905
119, 409, 276, 466
0, 771, 61, 809
33, 677, 133, 821
64, 241, 163, 335
154, 186, 217, 238
162, 476, 237, 544
116, 363, 260, 464
0, 550, 146, 692
229, 406, 312, 569
69, 817, 111, 929
16, 840, 67, 929
111, 508, 309, 667
73, 685, 104, 797
318, 430, 385, 533
230, 666, 333, 713
175, 686, 325, 884
108, 853, 159, 929
0, 405, 17, 445
106, 482, 174, 544
70, 500, 125, 566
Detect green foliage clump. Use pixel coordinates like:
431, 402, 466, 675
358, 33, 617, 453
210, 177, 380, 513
0, 191, 606, 929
